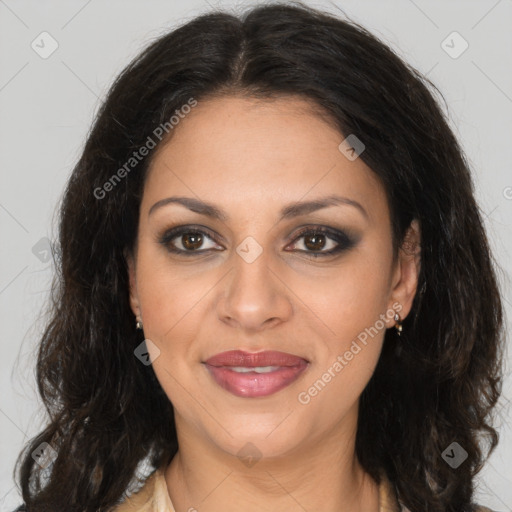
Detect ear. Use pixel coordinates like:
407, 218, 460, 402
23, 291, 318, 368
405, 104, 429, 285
387, 219, 421, 321
124, 248, 141, 320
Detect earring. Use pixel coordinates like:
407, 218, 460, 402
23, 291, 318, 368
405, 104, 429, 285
135, 318, 143, 330
394, 313, 403, 336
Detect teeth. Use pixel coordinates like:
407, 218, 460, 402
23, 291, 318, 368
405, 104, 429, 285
229, 366, 281, 373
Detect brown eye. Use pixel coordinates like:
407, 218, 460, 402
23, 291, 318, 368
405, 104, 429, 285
288, 226, 356, 258
159, 226, 221, 255
181, 232, 205, 251
303, 232, 328, 251
158, 225, 356, 258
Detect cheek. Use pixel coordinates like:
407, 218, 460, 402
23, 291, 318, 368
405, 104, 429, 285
135, 256, 206, 405
295, 266, 390, 415
289, 254, 392, 409
134, 244, 207, 340
292, 255, 392, 343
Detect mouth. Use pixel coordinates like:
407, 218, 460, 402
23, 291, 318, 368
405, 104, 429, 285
203, 350, 309, 398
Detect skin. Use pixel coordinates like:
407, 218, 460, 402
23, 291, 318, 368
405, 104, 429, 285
127, 95, 421, 512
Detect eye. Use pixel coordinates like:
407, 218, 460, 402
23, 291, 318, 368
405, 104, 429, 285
287, 226, 356, 257
158, 225, 356, 258
158, 226, 222, 255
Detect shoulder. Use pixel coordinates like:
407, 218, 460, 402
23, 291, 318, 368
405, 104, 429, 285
112, 466, 169, 512
11, 467, 169, 512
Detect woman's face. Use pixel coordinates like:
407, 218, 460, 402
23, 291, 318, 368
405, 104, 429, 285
127, 95, 420, 459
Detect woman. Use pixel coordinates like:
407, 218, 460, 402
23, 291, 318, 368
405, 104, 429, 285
13, 2, 505, 511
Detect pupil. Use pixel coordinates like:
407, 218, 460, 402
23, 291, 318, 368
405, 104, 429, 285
305, 233, 325, 251
183, 233, 203, 250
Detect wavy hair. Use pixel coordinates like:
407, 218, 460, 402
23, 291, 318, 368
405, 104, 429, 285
14, 3, 505, 511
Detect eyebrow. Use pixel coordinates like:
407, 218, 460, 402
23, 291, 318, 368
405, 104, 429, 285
148, 194, 369, 221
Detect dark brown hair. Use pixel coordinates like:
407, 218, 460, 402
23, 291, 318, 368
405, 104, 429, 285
14, 2, 505, 511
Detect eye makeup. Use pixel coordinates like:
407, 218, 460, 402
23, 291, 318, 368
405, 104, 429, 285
156, 223, 359, 259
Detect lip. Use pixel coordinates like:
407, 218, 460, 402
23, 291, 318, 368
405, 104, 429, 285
204, 350, 309, 398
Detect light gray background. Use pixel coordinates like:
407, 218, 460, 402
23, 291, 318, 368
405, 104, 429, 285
1, 0, 511, 510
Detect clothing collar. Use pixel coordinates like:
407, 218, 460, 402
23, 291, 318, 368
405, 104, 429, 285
114, 465, 406, 512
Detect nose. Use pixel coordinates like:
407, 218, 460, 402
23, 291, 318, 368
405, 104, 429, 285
216, 246, 293, 332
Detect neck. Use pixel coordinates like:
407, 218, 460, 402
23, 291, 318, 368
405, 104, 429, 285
164, 413, 380, 512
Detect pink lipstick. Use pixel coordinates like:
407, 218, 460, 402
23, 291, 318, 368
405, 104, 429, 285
204, 350, 308, 398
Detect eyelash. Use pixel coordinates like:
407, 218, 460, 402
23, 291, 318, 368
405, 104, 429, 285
158, 225, 356, 258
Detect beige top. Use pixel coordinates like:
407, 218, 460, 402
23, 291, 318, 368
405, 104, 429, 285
112, 465, 495, 512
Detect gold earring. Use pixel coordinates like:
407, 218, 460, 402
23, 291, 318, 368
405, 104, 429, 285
394, 313, 403, 335
135, 318, 143, 330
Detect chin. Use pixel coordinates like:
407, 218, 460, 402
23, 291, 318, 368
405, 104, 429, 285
206, 414, 308, 461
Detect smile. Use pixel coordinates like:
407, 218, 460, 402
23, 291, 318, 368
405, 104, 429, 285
204, 350, 309, 398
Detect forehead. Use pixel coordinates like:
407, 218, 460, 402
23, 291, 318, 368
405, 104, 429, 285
142, 95, 388, 225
